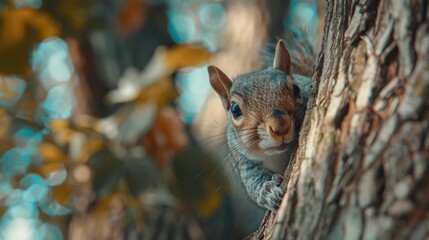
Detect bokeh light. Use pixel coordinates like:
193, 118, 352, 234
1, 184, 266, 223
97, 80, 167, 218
168, 10, 196, 43
0, 148, 31, 176
198, 3, 226, 31
46, 166, 67, 187
1, 217, 38, 240
38, 223, 63, 240
176, 66, 211, 124
40, 202, 71, 216
32, 37, 74, 89
287, 0, 318, 38
41, 85, 76, 123
14, 127, 38, 146
20, 174, 49, 202
167, 1, 226, 122
13, 0, 42, 9
1, 14, 76, 240
3, 202, 38, 219
0, 75, 26, 108
0, 179, 13, 200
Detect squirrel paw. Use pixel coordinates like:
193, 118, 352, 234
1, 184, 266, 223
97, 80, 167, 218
257, 174, 285, 211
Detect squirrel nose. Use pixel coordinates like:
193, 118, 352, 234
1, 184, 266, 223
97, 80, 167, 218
266, 116, 292, 142
269, 125, 289, 136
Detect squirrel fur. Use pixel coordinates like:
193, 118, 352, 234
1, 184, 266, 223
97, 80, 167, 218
207, 40, 312, 211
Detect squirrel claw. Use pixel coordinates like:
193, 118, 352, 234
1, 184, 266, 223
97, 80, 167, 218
257, 175, 285, 211
272, 174, 284, 186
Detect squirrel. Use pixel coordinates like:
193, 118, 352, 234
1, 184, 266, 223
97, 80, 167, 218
207, 40, 312, 211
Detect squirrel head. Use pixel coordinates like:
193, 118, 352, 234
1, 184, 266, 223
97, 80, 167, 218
208, 40, 304, 160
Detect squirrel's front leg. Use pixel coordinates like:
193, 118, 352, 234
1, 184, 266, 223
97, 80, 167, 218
257, 174, 285, 211
237, 159, 285, 211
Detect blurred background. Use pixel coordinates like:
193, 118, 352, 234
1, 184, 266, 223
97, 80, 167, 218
0, 0, 322, 239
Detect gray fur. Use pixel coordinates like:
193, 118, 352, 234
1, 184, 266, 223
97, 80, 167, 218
226, 71, 312, 211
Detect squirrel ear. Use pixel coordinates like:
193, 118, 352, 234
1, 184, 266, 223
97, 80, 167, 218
273, 40, 291, 75
208, 65, 232, 110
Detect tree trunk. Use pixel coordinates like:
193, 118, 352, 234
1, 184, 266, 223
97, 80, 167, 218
254, 0, 429, 239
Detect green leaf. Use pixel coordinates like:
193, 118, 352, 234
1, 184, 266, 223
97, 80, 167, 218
87, 148, 125, 197
169, 146, 230, 218
123, 156, 160, 197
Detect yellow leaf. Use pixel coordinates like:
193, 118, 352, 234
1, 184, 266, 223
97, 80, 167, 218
54, 128, 75, 145
15, 89, 38, 119
0, 75, 26, 105
0, 8, 59, 76
32, 151, 71, 205
95, 193, 117, 214
58, 0, 88, 32
0, 108, 10, 139
134, 77, 178, 105
168, 147, 230, 219
39, 143, 68, 164
173, 171, 226, 218
47, 119, 76, 144
198, 182, 222, 218
0, 142, 12, 156
51, 183, 71, 205
78, 138, 104, 163
94, 183, 145, 215
48, 119, 70, 130
165, 44, 211, 72
105, 44, 205, 105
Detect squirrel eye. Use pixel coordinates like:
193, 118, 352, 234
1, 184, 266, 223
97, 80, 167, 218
230, 101, 243, 119
293, 84, 301, 98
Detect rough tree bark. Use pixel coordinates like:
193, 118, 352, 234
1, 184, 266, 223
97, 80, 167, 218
254, 0, 429, 239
